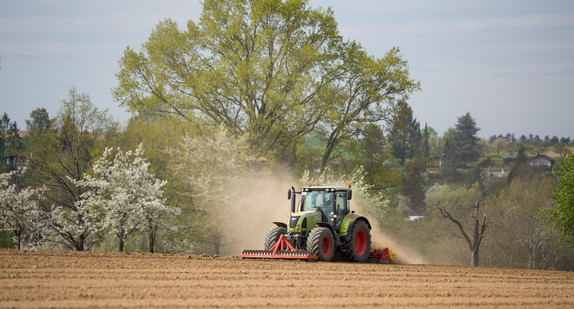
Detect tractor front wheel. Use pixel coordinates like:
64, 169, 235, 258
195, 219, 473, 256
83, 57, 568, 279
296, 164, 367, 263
264, 226, 286, 250
342, 220, 371, 262
307, 227, 334, 261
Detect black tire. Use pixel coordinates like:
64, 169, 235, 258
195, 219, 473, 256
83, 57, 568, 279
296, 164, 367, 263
264, 226, 286, 250
341, 220, 371, 262
306, 227, 334, 261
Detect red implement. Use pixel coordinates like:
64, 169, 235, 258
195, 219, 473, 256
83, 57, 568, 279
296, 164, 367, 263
239, 234, 318, 260
369, 248, 395, 264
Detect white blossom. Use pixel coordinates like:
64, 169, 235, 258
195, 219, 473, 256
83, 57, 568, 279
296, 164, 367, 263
0, 171, 48, 249
74, 144, 176, 252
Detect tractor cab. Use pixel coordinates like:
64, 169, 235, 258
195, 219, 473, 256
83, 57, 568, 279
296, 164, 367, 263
298, 186, 351, 231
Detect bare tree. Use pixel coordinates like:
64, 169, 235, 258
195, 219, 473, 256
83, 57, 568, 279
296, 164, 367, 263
433, 198, 487, 266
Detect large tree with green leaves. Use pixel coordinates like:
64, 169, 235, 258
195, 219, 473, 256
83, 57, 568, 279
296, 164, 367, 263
26, 108, 51, 131
550, 151, 574, 249
114, 0, 419, 170
26, 88, 119, 251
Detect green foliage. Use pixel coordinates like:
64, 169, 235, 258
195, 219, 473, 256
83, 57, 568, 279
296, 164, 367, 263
422, 123, 430, 159
507, 143, 530, 183
484, 175, 570, 269
426, 182, 482, 216
26, 108, 51, 131
114, 0, 419, 169
440, 113, 481, 181
454, 112, 481, 165
0, 230, 15, 248
440, 136, 459, 180
401, 158, 429, 213
550, 151, 574, 249
0, 112, 23, 172
389, 102, 421, 166
358, 123, 402, 195
26, 88, 119, 251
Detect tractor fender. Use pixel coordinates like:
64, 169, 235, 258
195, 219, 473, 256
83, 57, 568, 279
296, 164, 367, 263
339, 214, 371, 237
273, 222, 287, 228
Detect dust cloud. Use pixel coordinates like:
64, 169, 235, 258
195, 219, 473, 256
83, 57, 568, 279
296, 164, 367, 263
369, 229, 428, 264
222, 167, 297, 255
351, 195, 429, 264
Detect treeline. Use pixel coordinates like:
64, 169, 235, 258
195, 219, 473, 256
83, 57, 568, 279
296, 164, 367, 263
1, 0, 573, 270
488, 133, 571, 145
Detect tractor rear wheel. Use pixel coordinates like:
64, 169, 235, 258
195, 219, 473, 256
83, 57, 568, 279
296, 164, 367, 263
306, 227, 334, 261
263, 226, 286, 250
341, 220, 371, 262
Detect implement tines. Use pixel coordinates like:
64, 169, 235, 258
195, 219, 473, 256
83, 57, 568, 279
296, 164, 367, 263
238, 234, 317, 260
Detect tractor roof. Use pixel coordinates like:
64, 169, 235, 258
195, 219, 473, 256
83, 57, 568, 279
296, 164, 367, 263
301, 186, 350, 192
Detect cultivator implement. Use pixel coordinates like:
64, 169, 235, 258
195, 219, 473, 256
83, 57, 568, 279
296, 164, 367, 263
369, 248, 396, 264
239, 234, 318, 260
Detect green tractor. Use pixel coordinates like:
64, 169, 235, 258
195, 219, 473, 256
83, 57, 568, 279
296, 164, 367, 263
262, 185, 372, 262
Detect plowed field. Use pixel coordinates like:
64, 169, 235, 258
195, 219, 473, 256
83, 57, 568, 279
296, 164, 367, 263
1, 249, 573, 308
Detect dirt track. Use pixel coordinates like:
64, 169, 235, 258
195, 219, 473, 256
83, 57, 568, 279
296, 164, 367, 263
1, 249, 573, 308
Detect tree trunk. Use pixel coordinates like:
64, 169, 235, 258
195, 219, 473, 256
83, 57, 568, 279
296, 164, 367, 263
148, 232, 155, 253
119, 238, 124, 252
17, 232, 22, 250
75, 235, 85, 251
470, 249, 479, 267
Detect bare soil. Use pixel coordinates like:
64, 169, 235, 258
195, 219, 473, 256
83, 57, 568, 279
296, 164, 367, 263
1, 249, 573, 308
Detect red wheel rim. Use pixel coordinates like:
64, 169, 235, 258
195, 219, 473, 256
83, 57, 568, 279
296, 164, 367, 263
321, 235, 332, 256
355, 229, 367, 256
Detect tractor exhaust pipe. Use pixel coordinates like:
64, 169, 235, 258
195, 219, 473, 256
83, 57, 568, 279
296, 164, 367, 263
289, 186, 296, 213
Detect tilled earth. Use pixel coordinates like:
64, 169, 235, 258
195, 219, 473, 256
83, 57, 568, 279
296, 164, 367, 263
1, 249, 573, 308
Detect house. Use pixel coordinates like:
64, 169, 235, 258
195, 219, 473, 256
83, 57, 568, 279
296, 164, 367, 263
529, 154, 554, 171
502, 156, 516, 167
6, 156, 29, 171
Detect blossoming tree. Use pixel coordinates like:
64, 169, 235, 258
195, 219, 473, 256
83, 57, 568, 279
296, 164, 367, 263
74, 144, 176, 252
0, 171, 47, 249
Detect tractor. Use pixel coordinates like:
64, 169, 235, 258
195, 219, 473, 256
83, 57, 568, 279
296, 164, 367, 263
241, 185, 372, 262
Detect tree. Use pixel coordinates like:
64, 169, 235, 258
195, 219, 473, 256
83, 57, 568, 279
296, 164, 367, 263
26, 108, 51, 131
550, 150, 574, 249
440, 136, 459, 180
113, 0, 418, 167
0, 113, 23, 172
426, 183, 485, 266
0, 113, 9, 160
431, 197, 487, 266
492, 137, 508, 157
422, 123, 430, 158
389, 103, 421, 166
27, 88, 119, 251
0, 171, 47, 249
359, 123, 402, 194
401, 157, 428, 213
74, 144, 175, 252
507, 143, 530, 183
487, 175, 565, 269
317, 46, 419, 171
454, 112, 480, 166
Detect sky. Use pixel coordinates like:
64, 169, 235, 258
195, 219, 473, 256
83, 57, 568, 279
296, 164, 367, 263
1, 0, 573, 138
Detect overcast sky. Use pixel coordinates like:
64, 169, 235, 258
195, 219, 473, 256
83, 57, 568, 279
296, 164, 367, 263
1, 0, 573, 138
